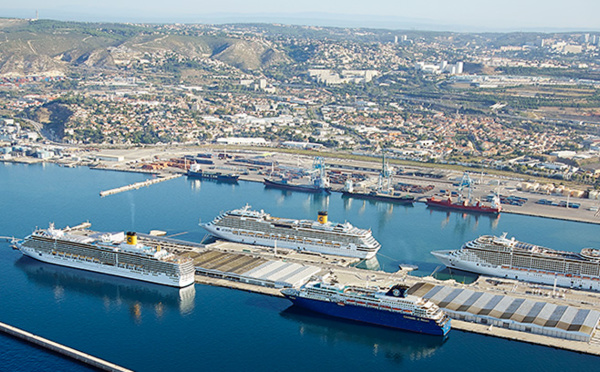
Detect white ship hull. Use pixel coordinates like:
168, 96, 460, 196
432, 250, 600, 291
19, 246, 195, 288
204, 224, 375, 259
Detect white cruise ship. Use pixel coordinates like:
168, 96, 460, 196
202, 206, 381, 259
16, 224, 196, 288
432, 233, 600, 291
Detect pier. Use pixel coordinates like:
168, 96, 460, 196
153, 236, 600, 356
0, 321, 132, 372
99, 174, 181, 197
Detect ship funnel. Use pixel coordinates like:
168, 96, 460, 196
126, 231, 137, 245
317, 211, 328, 224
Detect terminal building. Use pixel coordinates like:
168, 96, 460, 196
409, 283, 600, 342
190, 250, 321, 289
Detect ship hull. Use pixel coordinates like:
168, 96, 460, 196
187, 171, 239, 182
426, 199, 500, 214
18, 245, 195, 288
282, 294, 450, 336
264, 179, 331, 193
432, 250, 600, 291
342, 191, 414, 204
203, 224, 376, 259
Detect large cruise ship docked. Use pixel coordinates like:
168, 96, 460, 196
432, 233, 600, 291
202, 206, 381, 259
281, 280, 451, 336
16, 224, 196, 288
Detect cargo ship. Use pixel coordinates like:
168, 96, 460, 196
202, 206, 381, 259
426, 172, 500, 214
187, 164, 239, 182
342, 180, 414, 203
264, 156, 330, 193
16, 224, 195, 288
281, 280, 451, 336
340, 150, 413, 203
432, 233, 600, 291
264, 178, 330, 193
425, 195, 501, 214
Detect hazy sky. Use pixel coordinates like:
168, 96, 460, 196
3, 0, 600, 32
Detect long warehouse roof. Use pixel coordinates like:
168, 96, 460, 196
409, 283, 600, 336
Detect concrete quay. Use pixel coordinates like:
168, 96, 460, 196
0, 321, 132, 372
451, 320, 600, 356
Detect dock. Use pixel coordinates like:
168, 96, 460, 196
99, 174, 181, 197
154, 236, 600, 356
0, 321, 132, 372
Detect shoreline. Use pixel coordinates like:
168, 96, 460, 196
3, 157, 599, 225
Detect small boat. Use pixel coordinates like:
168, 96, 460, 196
399, 264, 419, 271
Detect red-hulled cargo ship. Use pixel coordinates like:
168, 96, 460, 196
426, 195, 501, 214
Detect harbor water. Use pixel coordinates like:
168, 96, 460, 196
1, 162, 599, 371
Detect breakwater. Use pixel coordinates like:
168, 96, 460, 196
0, 321, 132, 372
99, 174, 181, 197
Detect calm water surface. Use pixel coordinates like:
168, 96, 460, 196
1, 163, 598, 371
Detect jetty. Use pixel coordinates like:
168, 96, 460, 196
100, 174, 181, 197
0, 321, 132, 372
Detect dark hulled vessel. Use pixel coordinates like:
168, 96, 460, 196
282, 280, 451, 336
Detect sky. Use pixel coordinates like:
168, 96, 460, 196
2, 0, 600, 32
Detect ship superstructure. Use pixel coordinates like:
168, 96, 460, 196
202, 206, 381, 259
17, 224, 195, 288
282, 280, 451, 336
432, 233, 600, 291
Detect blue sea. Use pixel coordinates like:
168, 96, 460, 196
1, 162, 599, 371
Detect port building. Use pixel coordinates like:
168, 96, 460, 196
185, 250, 321, 288
409, 283, 600, 342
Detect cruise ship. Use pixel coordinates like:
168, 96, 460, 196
202, 206, 381, 259
432, 233, 600, 291
16, 224, 196, 288
281, 280, 451, 336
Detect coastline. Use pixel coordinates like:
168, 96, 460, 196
3, 156, 599, 225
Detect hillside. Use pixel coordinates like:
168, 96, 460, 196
0, 19, 290, 77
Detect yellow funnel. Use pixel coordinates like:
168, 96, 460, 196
126, 232, 137, 245
317, 211, 328, 224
